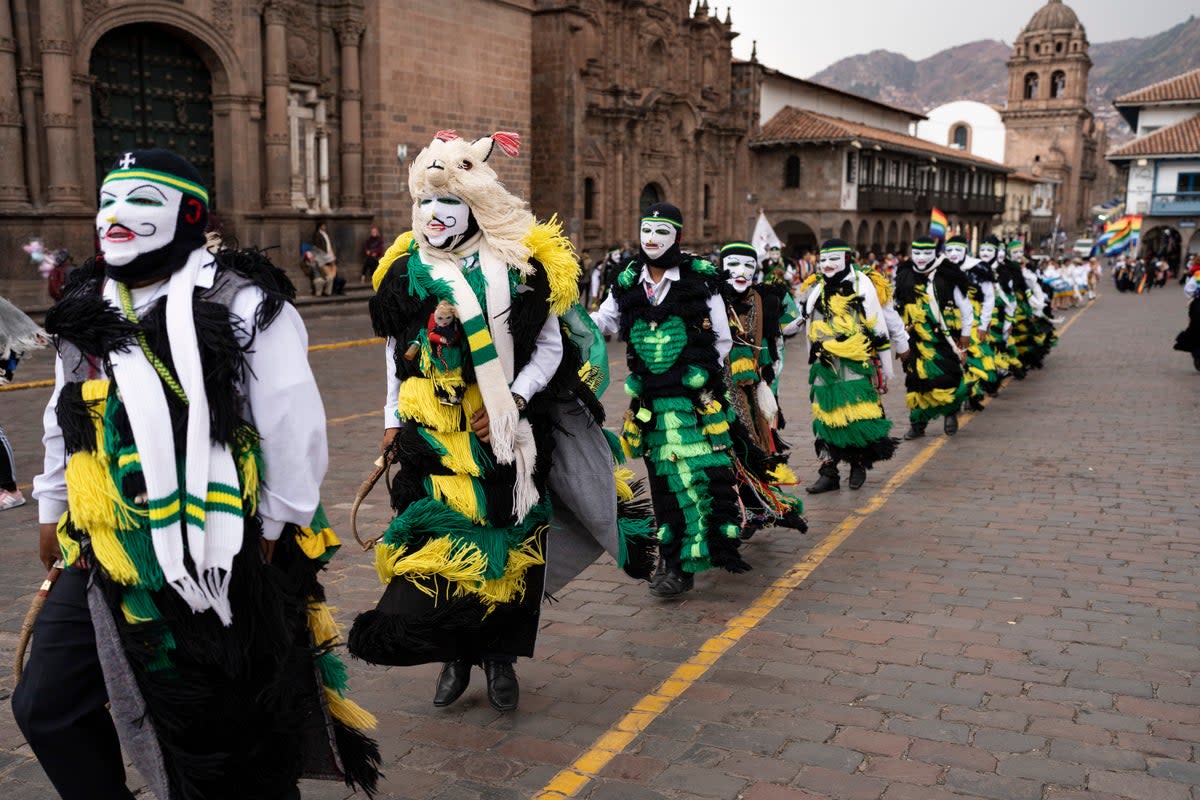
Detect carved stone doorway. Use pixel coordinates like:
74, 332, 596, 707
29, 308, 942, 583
90, 24, 215, 200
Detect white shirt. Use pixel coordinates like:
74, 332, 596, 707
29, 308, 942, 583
590, 263, 733, 360
950, 285, 975, 337
1022, 267, 1048, 317
34, 272, 328, 541
384, 313, 563, 429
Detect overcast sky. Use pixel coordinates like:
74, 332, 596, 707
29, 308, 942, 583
723, 0, 1198, 77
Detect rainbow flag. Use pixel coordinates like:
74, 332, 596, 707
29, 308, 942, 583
1098, 214, 1143, 256
929, 208, 948, 241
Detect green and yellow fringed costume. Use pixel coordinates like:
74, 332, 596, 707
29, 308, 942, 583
44, 255, 380, 799
806, 272, 897, 468
612, 256, 750, 575
350, 223, 655, 666
720, 281, 805, 533
1003, 263, 1055, 372
895, 264, 967, 424
962, 264, 1000, 406
988, 277, 1022, 379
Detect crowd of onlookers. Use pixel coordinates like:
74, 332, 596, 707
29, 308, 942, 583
1110, 253, 1198, 294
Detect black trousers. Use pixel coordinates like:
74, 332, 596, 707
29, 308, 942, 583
11, 569, 304, 800
11, 568, 136, 800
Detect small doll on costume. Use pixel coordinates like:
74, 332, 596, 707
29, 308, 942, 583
354, 129, 655, 715
422, 299, 467, 405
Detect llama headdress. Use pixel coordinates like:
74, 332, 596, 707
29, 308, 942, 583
408, 130, 535, 271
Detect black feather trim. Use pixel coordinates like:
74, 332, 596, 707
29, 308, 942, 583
136, 299, 248, 448
45, 288, 138, 361
332, 722, 382, 798
209, 247, 297, 332
348, 583, 538, 666
617, 476, 656, 580
56, 382, 97, 454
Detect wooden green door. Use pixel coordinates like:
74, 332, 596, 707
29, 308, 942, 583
90, 24, 215, 199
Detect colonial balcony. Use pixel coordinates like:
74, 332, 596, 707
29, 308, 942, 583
856, 186, 1006, 216
857, 185, 916, 212
913, 192, 1005, 216
1150, 192, 1200, 216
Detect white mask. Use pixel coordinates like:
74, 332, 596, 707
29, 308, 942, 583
640, 221, 678, 261
723, 254, 757, 292
96, 179, 183, 267
417, 194, 470, 247
767, 246, 781, 261
979, 244, 997, 261
818, 251, 847, 278
911, 249, 937, 271
945, 244, 967, 265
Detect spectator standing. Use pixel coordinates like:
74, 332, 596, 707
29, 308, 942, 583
309, 220, 344, 295
362, 224, 384, 283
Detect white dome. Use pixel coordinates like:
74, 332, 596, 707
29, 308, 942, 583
915, 101, 1007, 163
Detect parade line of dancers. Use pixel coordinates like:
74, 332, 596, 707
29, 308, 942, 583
14, 136, 1062, 799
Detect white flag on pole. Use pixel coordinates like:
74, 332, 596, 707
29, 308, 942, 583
751, 210, 782, 259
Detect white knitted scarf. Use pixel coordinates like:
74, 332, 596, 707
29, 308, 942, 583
419, 241, 539, 521
106, 248, 243, 625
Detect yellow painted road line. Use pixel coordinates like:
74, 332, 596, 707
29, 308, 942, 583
0, 338, 385, 393
535, 298, 1096, 799
327, 410, 381, 426
0, 379, 54, 393
308, 336, 384, 352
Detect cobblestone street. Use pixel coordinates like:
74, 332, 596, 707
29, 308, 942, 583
1, 285, 1197, 800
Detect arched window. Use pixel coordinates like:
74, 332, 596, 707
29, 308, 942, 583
639, 183, 662, 214
1050, 71, 1066, 99
951, 124, 969, 151
784, 154, 800, 188
91, 24, 215, 196
1024, 72, 1039, 100
583, 177, 596, 220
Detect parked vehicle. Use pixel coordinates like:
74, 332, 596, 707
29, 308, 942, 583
1072, 238, 1095, 258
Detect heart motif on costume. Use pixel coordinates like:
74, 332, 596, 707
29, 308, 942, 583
630, 316, 688, 374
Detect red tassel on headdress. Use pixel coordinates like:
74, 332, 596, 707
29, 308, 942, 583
434, 130, 459, 142
491, 132, 521, 158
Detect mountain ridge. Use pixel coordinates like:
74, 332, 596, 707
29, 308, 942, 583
808, 16, 1200, 144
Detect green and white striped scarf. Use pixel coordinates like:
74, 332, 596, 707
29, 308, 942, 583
106, 248, 243, 625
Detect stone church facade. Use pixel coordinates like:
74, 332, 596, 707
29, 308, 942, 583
530, 0, 754, 261
0, 0, 534, 279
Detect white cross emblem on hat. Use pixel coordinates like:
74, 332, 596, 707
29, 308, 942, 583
118, 152, 136, 169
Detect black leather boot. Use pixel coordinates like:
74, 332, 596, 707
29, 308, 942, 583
903, 421, 927, 440
649, 568, 694, 598
848, 463, 867, 490
433, 660, 472, 707
806, 462, 840, 494
483, 660, 519, 712
944, 413, 959, 436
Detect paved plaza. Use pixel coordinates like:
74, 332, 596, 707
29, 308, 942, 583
1, 285, 1197, 800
